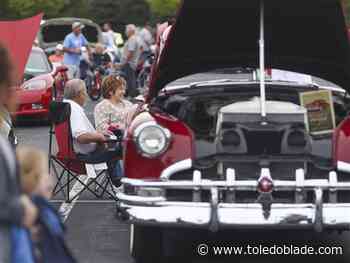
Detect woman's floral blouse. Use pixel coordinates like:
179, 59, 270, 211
94, 99, 133, 133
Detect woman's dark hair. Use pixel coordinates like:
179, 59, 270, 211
0, 43, 14, 89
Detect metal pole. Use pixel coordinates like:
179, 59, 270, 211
259, 0, 267, 119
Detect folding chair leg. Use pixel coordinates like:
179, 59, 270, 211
50, 158, 119, 202
96, 175, 109, 198
95, 171, 118, 201
67, 172, 70, 202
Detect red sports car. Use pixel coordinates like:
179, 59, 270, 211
16, 47, 67, 119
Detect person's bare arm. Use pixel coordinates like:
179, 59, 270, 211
77, 132, 106, 144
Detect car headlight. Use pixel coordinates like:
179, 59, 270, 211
133, 121, 171, 158
22, 79, 47, 90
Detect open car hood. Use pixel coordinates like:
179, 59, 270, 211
148, 0, 350, 100
0, 13, 43, 82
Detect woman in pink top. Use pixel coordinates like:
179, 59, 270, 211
94, 75, 134, 183
94, 75, 133, 133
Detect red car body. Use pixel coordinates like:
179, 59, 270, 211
16, 73, 54, 119
15, 47, 68, 119
119, 0, 350, 261
0, 15, 68, 120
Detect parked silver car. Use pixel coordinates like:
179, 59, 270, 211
37, 17, 103, 54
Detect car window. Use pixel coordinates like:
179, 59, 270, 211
25, 51, 51, 74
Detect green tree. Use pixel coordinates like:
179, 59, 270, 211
8, 0, 65, 18
345, 0, 350, 25
60, 0, 91, 19
147, 0, 180, 18
0, 0, 11, 19
89, 0, 150, 27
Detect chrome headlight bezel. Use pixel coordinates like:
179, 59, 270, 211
133, 121, 172, 158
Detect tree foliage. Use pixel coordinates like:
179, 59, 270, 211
89, 0, 151, 27
345, 0, 350, 25
147, 0, 180, 18
0, 0, 11, 18
7, 0, 65, 18
60, 0, 91, 19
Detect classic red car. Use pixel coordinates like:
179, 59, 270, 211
16, 47, 68, 120
117, 0, 350, 262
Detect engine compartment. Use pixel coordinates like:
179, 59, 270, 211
153, 84, 349, 171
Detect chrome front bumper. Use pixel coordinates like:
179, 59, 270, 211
117, 159, 350, 232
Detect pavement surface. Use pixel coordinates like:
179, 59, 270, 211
14, 73, 350, 263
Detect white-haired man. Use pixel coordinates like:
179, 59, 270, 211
115, 24, 140, 97
63, 79, 122, 186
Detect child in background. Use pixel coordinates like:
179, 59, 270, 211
17, 147, 53, 199
16, 147, 76, 263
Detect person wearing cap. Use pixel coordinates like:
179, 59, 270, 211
49, 44, 64, 65
62, 22, 90, 78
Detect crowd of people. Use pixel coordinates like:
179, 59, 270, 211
49, 20, 158, 98
0, 40, 137, 262
0, 17, 175, 262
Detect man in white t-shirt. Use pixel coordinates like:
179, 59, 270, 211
63, 79, 105, 154
63, 79, 122, 186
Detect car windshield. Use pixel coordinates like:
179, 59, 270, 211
25, 50, 51, 74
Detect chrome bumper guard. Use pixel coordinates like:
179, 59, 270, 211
117, 159, 350, 232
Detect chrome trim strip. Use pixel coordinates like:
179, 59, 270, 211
329, 171, 338, 203
337, 161, 350, 173
314, 188, 323, 232
118, 163, 350, 230
159, 159, 192, 180
209, 187, 219, 232
118, 202, 350, 229
225, 169, 236, 202
295, 169, 305, 203
116, 192, 166, 205
192, 170, 202, 202
121, 178, 350, 191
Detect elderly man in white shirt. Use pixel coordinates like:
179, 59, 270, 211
63, 79, 122, 186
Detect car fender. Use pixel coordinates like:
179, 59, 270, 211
333, 116, 350, 168
124, 110, 194, 179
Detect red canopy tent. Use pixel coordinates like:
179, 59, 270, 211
0, 13, 43, 82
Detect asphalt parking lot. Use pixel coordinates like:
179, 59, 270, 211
14, 75, 350, 263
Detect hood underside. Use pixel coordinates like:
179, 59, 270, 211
149, 0, 350, 99
39, 18, 102, 49
0, 14, 43, 81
